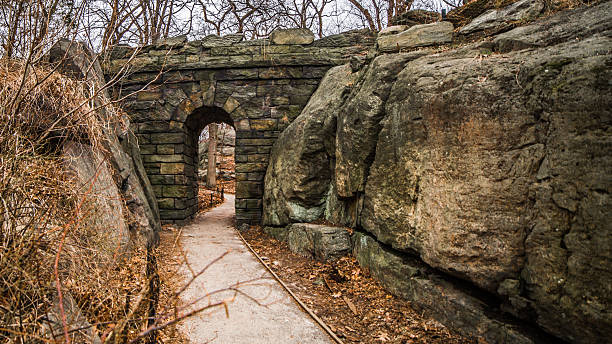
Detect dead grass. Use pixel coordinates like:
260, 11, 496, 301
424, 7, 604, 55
0, 59, 149, 343
153, 226, 190, 344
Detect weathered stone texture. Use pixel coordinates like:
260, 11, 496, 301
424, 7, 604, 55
376, 21, 453, 52
50, 40, 161, 247
270, 28, 315, 45
459, 0, 544, 35
106, 30, 373, 224
263, 2, 612, 343
286, 223, 351, 261
263, 64, 360, 226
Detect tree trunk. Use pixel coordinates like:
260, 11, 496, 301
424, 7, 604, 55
207, 124, 217, 188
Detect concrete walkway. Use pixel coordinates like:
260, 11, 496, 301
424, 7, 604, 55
178, 194, 332, 344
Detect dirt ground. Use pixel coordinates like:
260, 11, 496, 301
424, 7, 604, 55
241, 226, 477, 344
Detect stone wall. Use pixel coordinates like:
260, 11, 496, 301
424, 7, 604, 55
104, 30, 375, 224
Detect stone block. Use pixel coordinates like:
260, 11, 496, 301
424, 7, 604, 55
377, 21, 453, 52
271, 96, 290, 106
160, 208, 189, 220
235, 154, 248, 163
137, 90, 162, 101
235, 163, 268, 173
152, 184, 162, 195
157, 198, 174, 209
210, 46, 261, 56
162, 185, 192, 198
142, 154, 183, 163
214, 68, 259, 80
174, 198, 190, 209
235, 199, 248, 209
174, 175, 189, 185
150, 133, 184, 144
250, 119, 277, 131
223, 96, 241, 113
236, 138, 275, 146
135, 133, 151, 144
149, 175, 175, 185
235, 145, 258, 154
247, 172, 266, 181
138, 121, 170, 133
163, 70, 195, 83
263, 131, 280, 138
247, 154, 269, 163
270, 28, 315, 45
236, 181, 263, 198
302, 66, 330, 78
378, 25, 409, 36
286, 223, 351, 261
156, 144, 176, 154
160, 163, 184, 174
263, 45, 306, 54
257, 146, 272, 154
258, 67, 303, 79
246, 199, 262, 208
235, 209, 262, 223
235, 119, 250, 131
139, 145, 156, 154
236, 172, 248, 181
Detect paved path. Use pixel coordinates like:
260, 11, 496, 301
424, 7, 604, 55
178, 194, 332, 344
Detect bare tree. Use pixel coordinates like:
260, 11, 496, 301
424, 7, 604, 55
346, 0, 416, 31
207, 123, 218, 188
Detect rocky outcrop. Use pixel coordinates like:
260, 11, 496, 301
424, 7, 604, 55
49, 40, 161, 247
376, 21, 453, 52
459, 0, 544, 35
263, 64, 360, 225
263, 2, 612, 343
264, 223, 351, 261
63, 141, 130, 249
270, 28, 315, 45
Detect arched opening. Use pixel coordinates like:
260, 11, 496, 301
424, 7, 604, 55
184, 106, 235, 219
197, 123, 236, 209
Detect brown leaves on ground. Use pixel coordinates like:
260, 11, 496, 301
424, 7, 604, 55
153, 225, 190, 343
242, 227, 476, 344
198, 184, 225, 212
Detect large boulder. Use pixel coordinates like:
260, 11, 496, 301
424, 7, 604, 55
262, 64, 359, 226
270, 28, 315, 45
334, 51, 429, 198
376, 21, 453, 52
49, 40, 161, 247
63, 141, 130, 249
287, 223, 352, 261
264, 2, 612, 342
459, 0, 544, 35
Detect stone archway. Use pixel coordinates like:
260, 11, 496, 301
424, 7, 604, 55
107, 30, 375, 224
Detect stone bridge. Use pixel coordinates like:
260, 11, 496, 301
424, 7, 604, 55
105, 29, 374, 224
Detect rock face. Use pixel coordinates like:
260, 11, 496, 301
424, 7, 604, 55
49, 40, 161, 247
263, 64, 359, 225
377, 21, 453, 52
352, 232, 537, 344
284, 223, 352, 261
63, 141, 130, 249
270, 28, 315, 45
459, 0, 544, 35
263, 2, 612, 343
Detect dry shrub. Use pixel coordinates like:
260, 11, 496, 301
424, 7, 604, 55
0, 59, 148, 343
